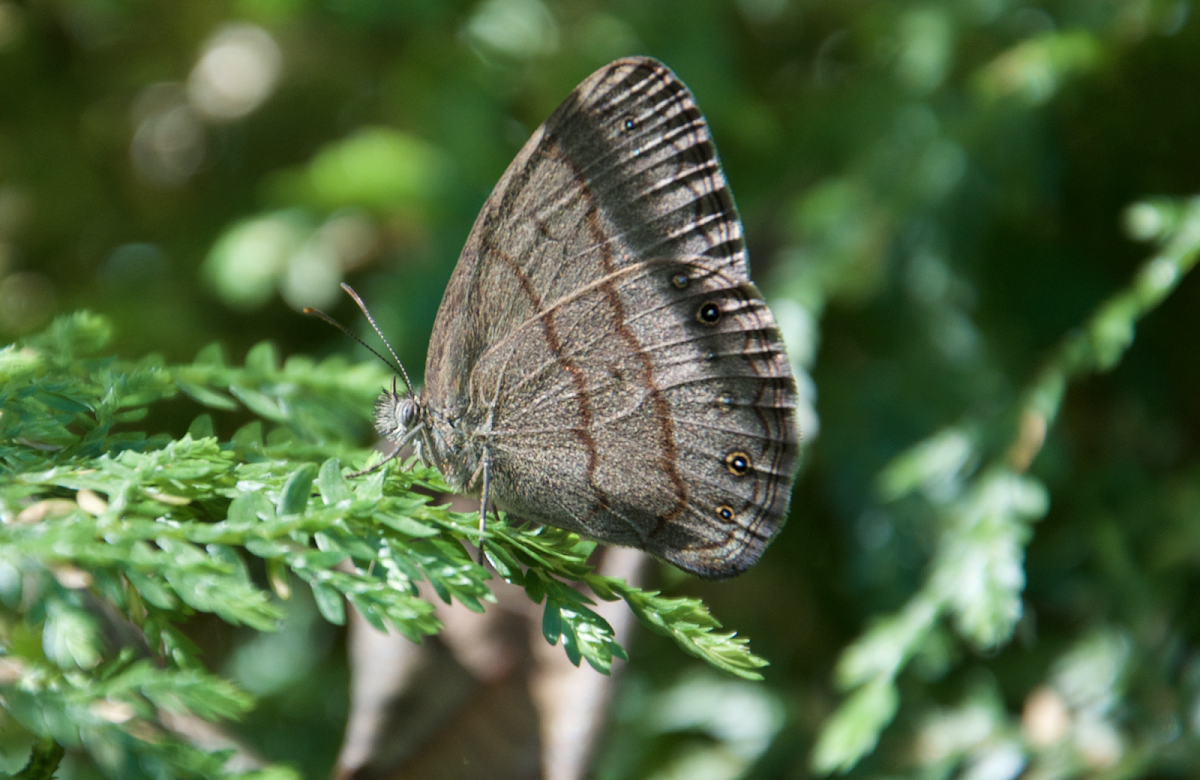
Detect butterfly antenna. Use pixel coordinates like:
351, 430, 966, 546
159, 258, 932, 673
303, 292, 411, 393
336, 283, 416, 395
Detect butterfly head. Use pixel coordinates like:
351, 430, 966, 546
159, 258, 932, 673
373, 386, 423, 444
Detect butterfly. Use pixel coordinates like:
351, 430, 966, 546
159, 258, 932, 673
318, 58, 799, 579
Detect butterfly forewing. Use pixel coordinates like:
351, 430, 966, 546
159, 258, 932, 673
426, 59, 744, 404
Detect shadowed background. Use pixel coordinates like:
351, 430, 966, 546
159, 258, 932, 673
3, 0, 1200, 778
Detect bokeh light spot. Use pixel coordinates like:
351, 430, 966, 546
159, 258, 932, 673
0, 271, 55, 333
188, 23, 283, 121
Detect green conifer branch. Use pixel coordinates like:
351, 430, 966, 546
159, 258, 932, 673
1, 306, 769, 774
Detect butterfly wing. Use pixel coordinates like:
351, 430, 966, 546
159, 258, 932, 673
426, 57, 749, 410
425, 57, 799, 578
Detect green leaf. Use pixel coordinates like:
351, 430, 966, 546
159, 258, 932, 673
541, 579, 622, 674
175, 380, 239, 411
245, 341, 280, 373
192, 342, 227, 366
277, 462, 318, 515
311, 581, 346, 625
524, 570, 546, 604
108, 661, 255, 720
42, 599, 103, 670
228, 491, 277, 527
484, 543, 525, 584
230, 384, 287, 422
187, 414, 214, 439
317, 458, 351, 505
811, 678, 899, 774
36, 391, 91, 414
402, 539, 493, 612
541, 598, 564, 646
231, 421, 264, 448
377, 512, 440, 538
125, 570, 178, 610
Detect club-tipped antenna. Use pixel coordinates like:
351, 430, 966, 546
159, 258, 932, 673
303, 283, 415, 394
337, 284, 415, 394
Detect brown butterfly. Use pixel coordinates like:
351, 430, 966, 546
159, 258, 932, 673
320, 58, 799, 579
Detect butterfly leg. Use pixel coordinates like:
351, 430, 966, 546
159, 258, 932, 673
347, 423, 426, 478
476, 451, 492, 566
346, 444, 402, 478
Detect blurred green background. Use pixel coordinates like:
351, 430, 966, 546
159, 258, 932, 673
4, 0, 1200, 777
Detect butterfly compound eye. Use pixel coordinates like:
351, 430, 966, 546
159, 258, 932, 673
397, 397, 418, 428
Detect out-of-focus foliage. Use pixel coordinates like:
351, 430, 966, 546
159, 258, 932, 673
2, 0, 1200, 778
